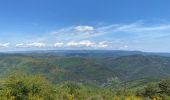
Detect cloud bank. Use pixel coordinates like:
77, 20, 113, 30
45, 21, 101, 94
2, 21, 170, 52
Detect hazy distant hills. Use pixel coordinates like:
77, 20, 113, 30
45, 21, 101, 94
4, 50, 170, 57
0, 50, 170, 86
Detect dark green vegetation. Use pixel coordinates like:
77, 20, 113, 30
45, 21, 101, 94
0, 50, 170, 99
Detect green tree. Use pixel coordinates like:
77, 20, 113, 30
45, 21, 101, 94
143, 83, 158, 98
0, 72, 56, 100
159, 78, 170, 95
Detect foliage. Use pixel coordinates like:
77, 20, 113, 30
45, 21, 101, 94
137, 78, 170, 99
142, 83, 159, 98
0, 72, 56, 100
159, 78, 170, 95
0, 71, 170, 100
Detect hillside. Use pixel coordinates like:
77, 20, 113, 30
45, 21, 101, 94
0, 51, 170, 86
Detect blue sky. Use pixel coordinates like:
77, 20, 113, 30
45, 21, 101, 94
0, 0, 170, 52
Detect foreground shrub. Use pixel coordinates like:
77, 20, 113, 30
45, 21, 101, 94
0, 72, 56, 100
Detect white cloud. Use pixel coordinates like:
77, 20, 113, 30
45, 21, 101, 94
12, 40, 128, 50
54, 42, 64, 47
79, 40, 96, 47
64, 40, 128, 49
6, 21, 170, 51
15, 42, 45, 48
51, 23, 170, 41
51, 25, 101, 39
66, 41, 79, 47
0, 43, 10, 48
74, 26, 94, 32
111, 23, 170, 39
66, 40, 96, 47
27, 42, 45, 48
116, 23, 170, 32
97, 41, 109, 48
16, 43, 26, 48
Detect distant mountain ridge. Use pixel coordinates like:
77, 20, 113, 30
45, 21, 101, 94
3, 50, 170, 57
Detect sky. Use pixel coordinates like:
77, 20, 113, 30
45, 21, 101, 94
0, 0, 170, 52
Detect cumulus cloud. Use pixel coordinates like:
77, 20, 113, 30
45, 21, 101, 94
51, 40, 129, 49
50, 25, 120, 40
97, 41, 109, 48
54, 42, 64, 47
15, 42, 46, 48
12, 40, 129, 50
66, 40, 96, 47
64, 40, 129, 49
66, 41, 79, 47
16, 43, 26, 48
74, 26, 94, 32
79, 40, 96, 47
0, 43, 10, 48
7, 21, 170, 51
50, 22, 170, 42
51, 25, 100, 39
27, 42, 45, 48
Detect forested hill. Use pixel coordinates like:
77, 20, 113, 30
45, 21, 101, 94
0, 50, 170, 86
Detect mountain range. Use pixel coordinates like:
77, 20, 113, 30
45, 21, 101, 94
0, 50, 170, 87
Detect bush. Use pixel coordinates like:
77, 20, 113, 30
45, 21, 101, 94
0, 72, 56, 100
159, 78, 170, 95
142, 83, 159, 98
